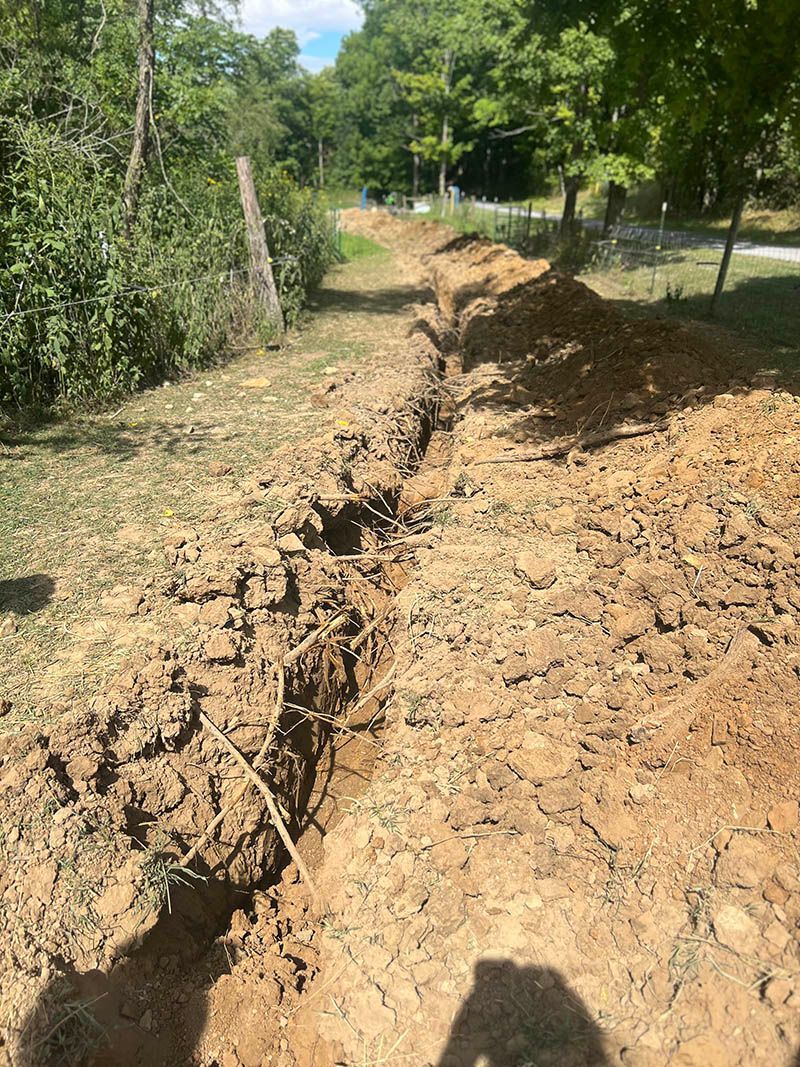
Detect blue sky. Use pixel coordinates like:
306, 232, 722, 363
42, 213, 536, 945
239, 0, 363, 72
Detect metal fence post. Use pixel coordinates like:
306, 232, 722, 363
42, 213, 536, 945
649, 200, 668, 295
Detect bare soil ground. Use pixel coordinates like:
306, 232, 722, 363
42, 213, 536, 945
3, 211, 800, 1067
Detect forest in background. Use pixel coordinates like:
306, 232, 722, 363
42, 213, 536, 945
2, 0, 800, 410
317, 0, 800, 231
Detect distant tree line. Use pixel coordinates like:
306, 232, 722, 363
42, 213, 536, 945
310, 0, 800, 227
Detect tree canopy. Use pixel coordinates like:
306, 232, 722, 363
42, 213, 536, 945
313, 0, 800, 222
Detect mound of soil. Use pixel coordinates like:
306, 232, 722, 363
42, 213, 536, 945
4, 210, 800, 1067
279, 213, 800, 1067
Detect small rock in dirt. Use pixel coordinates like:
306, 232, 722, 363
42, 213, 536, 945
524, 626, 565, 675
580, 796, 636, 851
764, 977, 793, 1007
767, 800, 799, 833
208, 460, 233, 477
277, 532, 305, 554
204, 631, 239, 662
721, 582, 761, 607
538, 505, 577, 535
713, 903, 760, 956
139, 1009, 153, 1031
507, 731, 575, 784
536, 779, 581, 814
715, 835, 773, 888
198, 596, 234, 627
515, 552, 557, 589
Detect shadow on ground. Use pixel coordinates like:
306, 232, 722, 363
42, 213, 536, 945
0, 574, 54, 615
436, 960, 609, 1067
307, 281, 435, 316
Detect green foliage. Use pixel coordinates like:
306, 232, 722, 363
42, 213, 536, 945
0, 2, 331, 410
319, 0, 800, 221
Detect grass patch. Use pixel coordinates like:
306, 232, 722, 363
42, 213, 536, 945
339, 231, 389, 261
580, 245, 800, 363
0, 247, 415, 722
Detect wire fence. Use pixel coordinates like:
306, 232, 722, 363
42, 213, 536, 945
405, 196, 800, 358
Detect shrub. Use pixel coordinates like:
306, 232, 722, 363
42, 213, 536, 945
0, 120, 332, 410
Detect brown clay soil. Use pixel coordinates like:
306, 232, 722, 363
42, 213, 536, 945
3, 210, 800, 1067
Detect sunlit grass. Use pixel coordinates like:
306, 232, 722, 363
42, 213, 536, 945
0, 251, 401, 721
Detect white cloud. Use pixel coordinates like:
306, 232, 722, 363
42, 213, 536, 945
299, 54, 334, 73
239, 0, 362, 42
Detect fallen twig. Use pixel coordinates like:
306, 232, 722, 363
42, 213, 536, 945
185, 612, 345, 870
198, 709, 326, 914
473, 420, 665, 465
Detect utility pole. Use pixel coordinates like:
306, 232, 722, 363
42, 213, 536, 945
123, 0, 154, 235
235, 156, 284, 333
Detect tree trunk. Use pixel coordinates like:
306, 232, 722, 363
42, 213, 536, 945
438, 112, 449, 197
560, 176, 579, 234
317, 138, 324, 188
710, 192, 744, 313
603, 181, 627, 233
123, 0, 155, 235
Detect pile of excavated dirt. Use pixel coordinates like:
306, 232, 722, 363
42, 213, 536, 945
275, 213, 799, 1067
4, 210, 800, 1067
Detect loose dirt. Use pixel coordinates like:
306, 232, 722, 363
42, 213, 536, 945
2, 211, 800, 1067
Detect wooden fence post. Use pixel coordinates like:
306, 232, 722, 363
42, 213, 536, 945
710, 192, 744, 314
235, 156, 284, 333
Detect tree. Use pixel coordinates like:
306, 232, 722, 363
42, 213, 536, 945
123, 0, 155, 232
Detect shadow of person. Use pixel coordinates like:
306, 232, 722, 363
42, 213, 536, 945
0, 573, 55, 615
437, 959, 610, 1067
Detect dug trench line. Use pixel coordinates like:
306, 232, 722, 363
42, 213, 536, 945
275, 214, 800, 1067
1, 283, 455, 1066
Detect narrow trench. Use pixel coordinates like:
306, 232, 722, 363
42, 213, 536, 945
75, 353, 451, 1066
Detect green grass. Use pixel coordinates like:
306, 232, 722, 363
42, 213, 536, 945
339, 231, 389, 260
0, 247, 412, 724
581, 244, 800, 361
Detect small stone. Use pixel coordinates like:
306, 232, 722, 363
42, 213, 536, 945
767, 800, 799, 833
139, 1009, 152, 1031
204, 632, 239, 662
515, 551, 557, 589
208, 460, 233, 477
765, 978, 793, 1007
277, 532, 305, 554
713, 904, 760, 955
508, 732, 575, 784
539, 505, 577, 535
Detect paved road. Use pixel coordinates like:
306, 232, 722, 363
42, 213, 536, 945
470, 201, 800, 265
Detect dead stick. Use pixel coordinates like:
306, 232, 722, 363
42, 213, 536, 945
344, 663, 397, 724
183, 663, 285, 867
185, 614, 341, 866
284, 609, 348, 665
473, 421, 665, 466
198, 710, 326, 914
